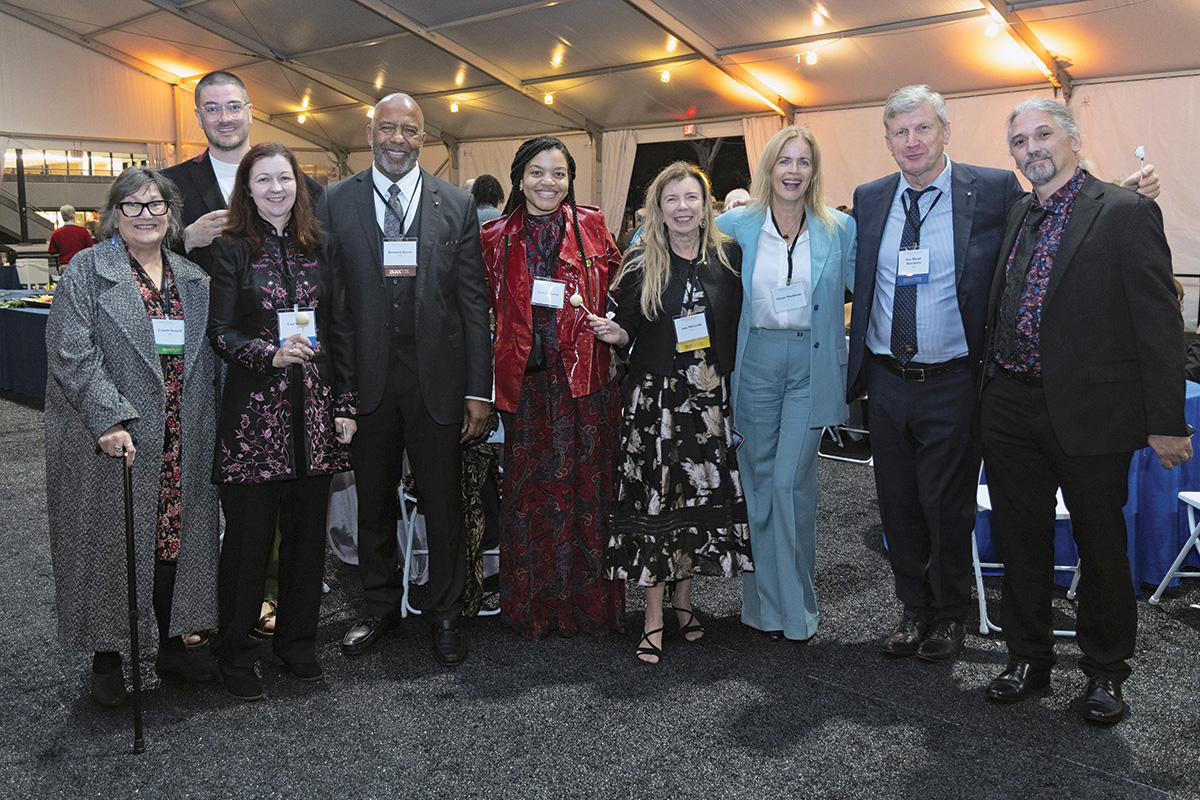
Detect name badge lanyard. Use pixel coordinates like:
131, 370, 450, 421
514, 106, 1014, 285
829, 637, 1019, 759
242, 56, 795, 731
770, 209, 806, 285
373, 173, 422, 239
901, 189, 942, 250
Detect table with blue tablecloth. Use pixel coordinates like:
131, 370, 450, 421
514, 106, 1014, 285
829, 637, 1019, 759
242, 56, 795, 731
0, 290, 49, 398
974, 381, 1200, 592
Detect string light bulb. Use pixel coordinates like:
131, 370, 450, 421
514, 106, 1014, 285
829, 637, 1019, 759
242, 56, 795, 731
661, 70, 670, 83
544, 93, 554, 105
297, 113, 307, 124
806, 51, 818, 66
450, 101, 459, 112
367, 107, 374, 118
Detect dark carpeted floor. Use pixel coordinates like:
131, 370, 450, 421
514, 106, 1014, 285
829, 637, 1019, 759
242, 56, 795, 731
2, 392, 1198, 800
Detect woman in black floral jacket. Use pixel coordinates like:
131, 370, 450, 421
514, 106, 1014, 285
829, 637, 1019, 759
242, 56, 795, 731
207, 142, 356, 701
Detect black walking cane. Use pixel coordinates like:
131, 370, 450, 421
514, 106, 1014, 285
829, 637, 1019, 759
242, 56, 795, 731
121, 454, 145, 754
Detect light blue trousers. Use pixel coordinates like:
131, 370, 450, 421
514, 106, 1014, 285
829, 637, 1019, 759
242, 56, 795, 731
735, 328, 822, 640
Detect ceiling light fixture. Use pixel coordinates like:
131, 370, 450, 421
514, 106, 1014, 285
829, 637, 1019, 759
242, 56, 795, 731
661, 70, 670, 83
806, 51, 818, 65
450, 101, 459, 112
544, 93, 553, 105
297, 114, 307, 124
812, 11, 823, 26
367, 108, 374, 118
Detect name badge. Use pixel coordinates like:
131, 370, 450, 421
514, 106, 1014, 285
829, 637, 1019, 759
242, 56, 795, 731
278, 307, 317, 346
531, 278, 566, 308
674, 313, 710, 352
151, 318, 184, 355
897, 248, 931, 286
770, 282, 809, 314
384, 238, 418, 277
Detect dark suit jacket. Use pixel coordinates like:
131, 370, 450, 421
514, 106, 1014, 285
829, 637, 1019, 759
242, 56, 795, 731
847, 162, 1024, 401
613, 241, 742, 377
317, 166, 491, 424
162, 149, 323, 275
985, 173, 1186, 456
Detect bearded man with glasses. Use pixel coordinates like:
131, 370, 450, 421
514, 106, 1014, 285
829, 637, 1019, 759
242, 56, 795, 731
162, 71, 322, 275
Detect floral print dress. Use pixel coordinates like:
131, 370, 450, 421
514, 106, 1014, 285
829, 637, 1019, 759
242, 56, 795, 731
130, 251, 184, 562
606, 277, 752, 586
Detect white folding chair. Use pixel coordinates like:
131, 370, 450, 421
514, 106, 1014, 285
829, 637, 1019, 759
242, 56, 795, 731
398, 485, 500, 618
972, 477, 1081, 637
1147, 491, 1200, 605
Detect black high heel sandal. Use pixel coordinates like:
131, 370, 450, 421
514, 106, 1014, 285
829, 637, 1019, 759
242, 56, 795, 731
636, 626, 664, 664
671, 606, 705, 642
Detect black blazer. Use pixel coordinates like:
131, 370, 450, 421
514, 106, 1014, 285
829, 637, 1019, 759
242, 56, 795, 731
162, 150, 323, 276
317, 167, 491, 424
985, 173, 1186, 456
614, 241, 742, 377
847, 162, 1024, 401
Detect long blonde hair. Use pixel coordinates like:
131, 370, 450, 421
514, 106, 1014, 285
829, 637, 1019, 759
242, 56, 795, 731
748, 125, 840, 232
620, 162, 734, 320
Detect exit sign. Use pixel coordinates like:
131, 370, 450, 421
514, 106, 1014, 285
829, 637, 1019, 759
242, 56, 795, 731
683, 124, 696, 136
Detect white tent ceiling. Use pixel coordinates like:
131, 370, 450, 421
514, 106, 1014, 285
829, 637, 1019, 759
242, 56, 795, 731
3, 0, 1200, 155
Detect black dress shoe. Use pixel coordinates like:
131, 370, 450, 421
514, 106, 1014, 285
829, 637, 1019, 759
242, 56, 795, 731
341, 614, 397, 656
431, 619, 468, 667
881, 617, 928, 657
1081, 677, 1126, 726
218, 665, 264, 702
90, 666, 127, 707
985, 661, 1051, 704
916, 619, 966, 663
156, 646, 219, 683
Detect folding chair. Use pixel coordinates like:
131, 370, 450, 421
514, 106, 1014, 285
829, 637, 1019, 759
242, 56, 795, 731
1147, 491, 1200, 605
972, 475, 1081, 637
399, 485, 500, 618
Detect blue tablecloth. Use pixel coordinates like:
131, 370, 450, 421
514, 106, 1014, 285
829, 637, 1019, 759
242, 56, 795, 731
0, 290, 49, 398
975, 381, 1200, 591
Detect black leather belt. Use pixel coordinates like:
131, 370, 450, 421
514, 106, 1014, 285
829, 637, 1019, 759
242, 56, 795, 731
997, 366, 1043, 387
872, 353, 971, 382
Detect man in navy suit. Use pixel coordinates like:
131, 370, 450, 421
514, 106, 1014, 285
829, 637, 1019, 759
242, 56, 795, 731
162, 70, 321, 275
980, 98, 1189, 725
847, 86, 1157, 663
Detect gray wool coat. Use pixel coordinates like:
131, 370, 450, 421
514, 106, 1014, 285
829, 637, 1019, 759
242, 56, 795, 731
45, 238, 220, 653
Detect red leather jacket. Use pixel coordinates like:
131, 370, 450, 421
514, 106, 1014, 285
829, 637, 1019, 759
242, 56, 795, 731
481, 203, 621, 413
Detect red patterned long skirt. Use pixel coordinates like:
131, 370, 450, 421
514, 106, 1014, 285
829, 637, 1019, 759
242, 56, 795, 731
500, 358, 625, 638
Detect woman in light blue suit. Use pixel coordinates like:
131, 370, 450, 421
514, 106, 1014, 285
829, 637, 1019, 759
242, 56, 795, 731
717, 126, 855, 641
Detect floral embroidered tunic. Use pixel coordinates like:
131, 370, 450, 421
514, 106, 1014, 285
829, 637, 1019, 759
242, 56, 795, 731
208, 221, 355, 484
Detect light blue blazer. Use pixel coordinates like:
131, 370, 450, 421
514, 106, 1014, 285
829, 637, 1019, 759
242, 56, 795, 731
717, 204, 857, 428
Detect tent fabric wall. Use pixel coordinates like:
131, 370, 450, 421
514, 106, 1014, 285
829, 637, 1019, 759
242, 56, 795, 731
0, 14, 175, 143
460, 140, 519, 202
601, 129, 638, 235
742, 115, 783, 178
1072, 76, 1200, 274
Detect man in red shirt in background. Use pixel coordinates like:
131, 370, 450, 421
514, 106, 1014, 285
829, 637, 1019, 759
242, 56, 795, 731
47, 205, 93, 267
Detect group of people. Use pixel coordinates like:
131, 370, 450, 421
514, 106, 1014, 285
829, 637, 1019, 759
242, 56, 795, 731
44, 71, 1188, 728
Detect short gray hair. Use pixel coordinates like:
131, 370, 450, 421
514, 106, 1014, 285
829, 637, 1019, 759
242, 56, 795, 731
883, 85, 948, 131
1007, 97, 1080, 141
98, 167, 185, 247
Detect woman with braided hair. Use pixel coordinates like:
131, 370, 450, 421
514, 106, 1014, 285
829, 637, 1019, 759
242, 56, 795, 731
480, 136, 625, 638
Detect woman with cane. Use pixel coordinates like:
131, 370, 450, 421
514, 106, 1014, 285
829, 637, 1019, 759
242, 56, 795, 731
45, 167, 221, 708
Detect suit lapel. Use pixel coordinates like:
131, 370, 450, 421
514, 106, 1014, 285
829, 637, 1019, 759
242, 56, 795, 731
808, 206, 830, 289
195, 152, 226, 213
1044, 175, 1103, 306
951, 165, 978, 287
415, 170, 441, 319
94, 241, 161, 382
857, 175, 900, 312
353, 171, 384, 278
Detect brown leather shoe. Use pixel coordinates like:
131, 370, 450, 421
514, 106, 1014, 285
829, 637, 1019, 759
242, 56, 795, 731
881, 616, 928, 657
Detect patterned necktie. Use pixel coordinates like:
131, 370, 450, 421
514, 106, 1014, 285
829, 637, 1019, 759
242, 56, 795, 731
890, 187, 934, 365
995, 206, 1049, 367
384, 184, 405, 239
